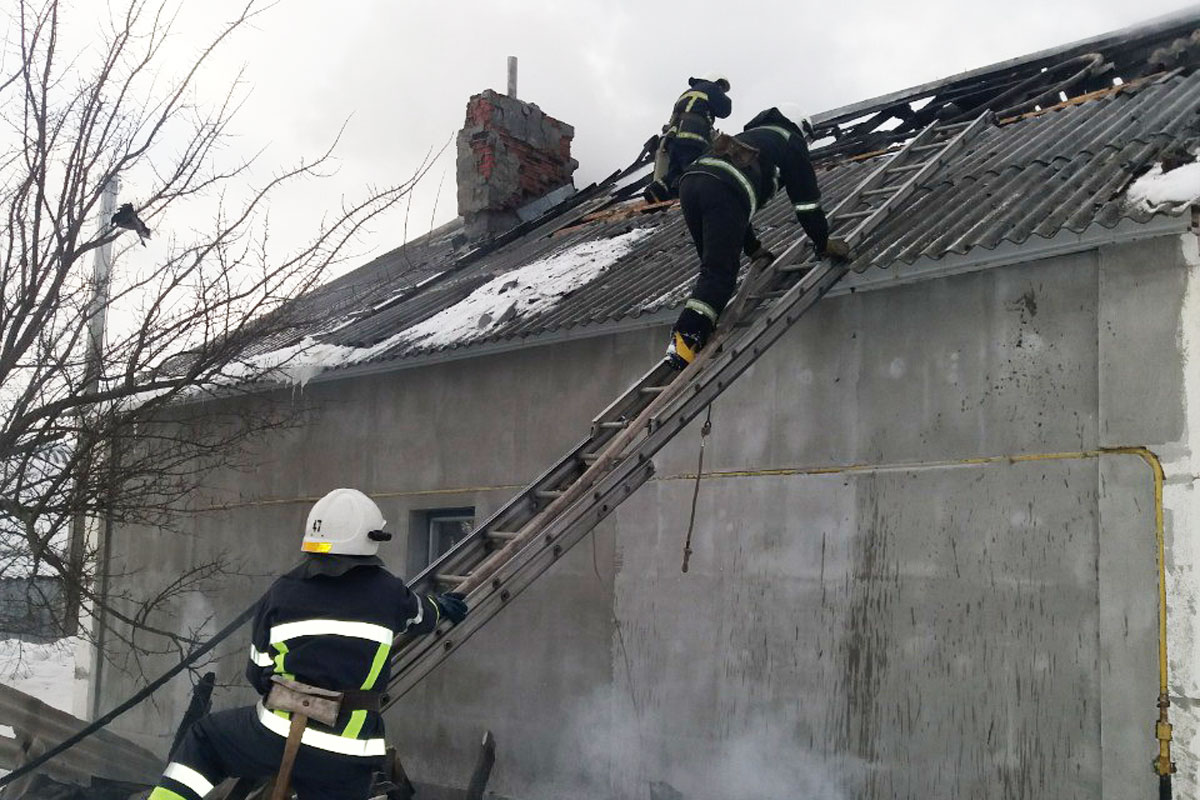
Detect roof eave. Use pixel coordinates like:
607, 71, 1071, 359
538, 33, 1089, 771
298, 212, 1191, 386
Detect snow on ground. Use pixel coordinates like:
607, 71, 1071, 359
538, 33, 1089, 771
0, 637, 76, 714
1126, 159, 1200, 211
365, 227, 654, 353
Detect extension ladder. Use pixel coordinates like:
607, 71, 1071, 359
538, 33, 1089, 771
386, 112, 994, 703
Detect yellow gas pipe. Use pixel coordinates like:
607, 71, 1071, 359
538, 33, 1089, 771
665, 444, 1175, 786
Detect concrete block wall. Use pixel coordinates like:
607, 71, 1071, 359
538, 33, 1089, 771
96, 232, 1198, 799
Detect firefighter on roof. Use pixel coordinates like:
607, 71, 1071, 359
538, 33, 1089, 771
643, 73, 732, 203
665, 107, 850, 369
147, 488, 469, 800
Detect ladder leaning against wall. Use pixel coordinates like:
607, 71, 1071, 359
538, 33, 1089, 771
386, 111, 995, 703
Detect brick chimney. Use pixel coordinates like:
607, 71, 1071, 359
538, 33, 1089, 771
456, 89, 578, 241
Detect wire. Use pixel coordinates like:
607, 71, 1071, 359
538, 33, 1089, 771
0, 602, 257, 789
680, 404, 713, 573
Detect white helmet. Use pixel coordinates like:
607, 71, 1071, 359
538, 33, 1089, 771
775, 102, 815, 140
699, 72, 730, 92
302, 488, 389, 556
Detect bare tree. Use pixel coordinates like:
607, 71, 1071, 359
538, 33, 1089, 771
0, 0, 431, 655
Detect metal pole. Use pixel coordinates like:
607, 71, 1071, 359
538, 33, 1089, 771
507, 56, 517, 99
65, 178, 118, 639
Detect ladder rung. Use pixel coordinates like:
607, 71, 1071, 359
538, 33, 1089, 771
862, 188, 894, 198
435, 574, 469, 585
488, 530, 519, 541
937, 121, 971, 132
639, 385, 669, 394
751, 289, 787, 301
536, 489, 564, 500
836, 209, 874, 220
580, 452, 600, 463
910, 143, 946, 154
598, 420, 629, 429
887, 162, 929, 174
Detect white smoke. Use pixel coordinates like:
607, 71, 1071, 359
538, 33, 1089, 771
555, 684, 858, 800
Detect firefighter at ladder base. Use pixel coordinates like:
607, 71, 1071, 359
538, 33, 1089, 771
665, 107, 851, 369
643, 73, 732, 203
148, 489, 469, 800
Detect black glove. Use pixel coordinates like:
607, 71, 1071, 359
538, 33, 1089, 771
432, 592, 469, 625
745, 243, 776, 264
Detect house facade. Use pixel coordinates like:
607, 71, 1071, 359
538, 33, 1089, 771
93, 14, 1200, 800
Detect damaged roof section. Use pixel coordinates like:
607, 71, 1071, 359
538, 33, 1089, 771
807, 6, 1200, 161
251, 12, 1200, 381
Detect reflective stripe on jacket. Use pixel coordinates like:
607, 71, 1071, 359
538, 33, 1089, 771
244, 556, 439, 748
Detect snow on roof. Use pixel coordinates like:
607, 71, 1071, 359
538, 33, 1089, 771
1125, 159, 1200, 211
235, 228, 656, 386
361, 227, 654, 357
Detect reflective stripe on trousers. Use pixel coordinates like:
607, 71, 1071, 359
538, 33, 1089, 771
256, 702, 386, 757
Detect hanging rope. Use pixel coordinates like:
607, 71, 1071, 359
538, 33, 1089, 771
681, 404, 713, 573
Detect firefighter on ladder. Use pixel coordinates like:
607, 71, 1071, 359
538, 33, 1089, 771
665, 107, 851, 369
147, 489, 469, 800
643, 73, 732, 203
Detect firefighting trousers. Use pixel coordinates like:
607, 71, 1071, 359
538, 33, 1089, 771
148, 705, 380, 800
673, 172, 752, 338
664, 139, 706, 193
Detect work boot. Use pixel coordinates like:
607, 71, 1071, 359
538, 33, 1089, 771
664, 330, 705, 370
823, 237, 851, 264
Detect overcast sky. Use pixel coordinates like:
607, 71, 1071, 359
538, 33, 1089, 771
78, 0, 1200, 276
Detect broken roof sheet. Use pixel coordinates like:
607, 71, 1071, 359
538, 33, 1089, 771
258, 23, 1200, 379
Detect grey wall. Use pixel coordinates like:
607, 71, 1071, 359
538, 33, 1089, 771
98, 235, 1187, 799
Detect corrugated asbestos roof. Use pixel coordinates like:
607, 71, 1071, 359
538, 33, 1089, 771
286, 70, 1200, 371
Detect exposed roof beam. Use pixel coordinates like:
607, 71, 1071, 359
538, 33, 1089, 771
811, 5, 1200, 127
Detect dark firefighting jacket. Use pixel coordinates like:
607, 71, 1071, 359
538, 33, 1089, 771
244, 555, 441, 758
667, 79, 732, 146
684, 113, 830, 253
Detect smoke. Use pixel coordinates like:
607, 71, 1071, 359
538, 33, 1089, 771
557, 685, 858, 800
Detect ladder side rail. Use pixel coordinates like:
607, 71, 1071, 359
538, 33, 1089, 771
714, 119, 929, 302
388, 458, 657, 695
648, 262, 849, 434
727, 118, 952, 318
441, 328, 747, 599
590, 361, 679, 431
390, 266, 850, 696
388, 113, 996, 692
421, 112, 995, 599
839, 112, 993, 245
404, 435, 596, 596
817, 122, 943, 224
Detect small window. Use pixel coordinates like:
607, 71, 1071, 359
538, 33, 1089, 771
408, 508, 474, 574
428, 509, 474, 562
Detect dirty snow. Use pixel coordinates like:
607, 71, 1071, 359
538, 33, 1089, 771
230, 337, 363, 388
177, 227, 655, 391
1125, 161, 1200, 211
0, 637, 76, 713
355, 227, 655, 356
